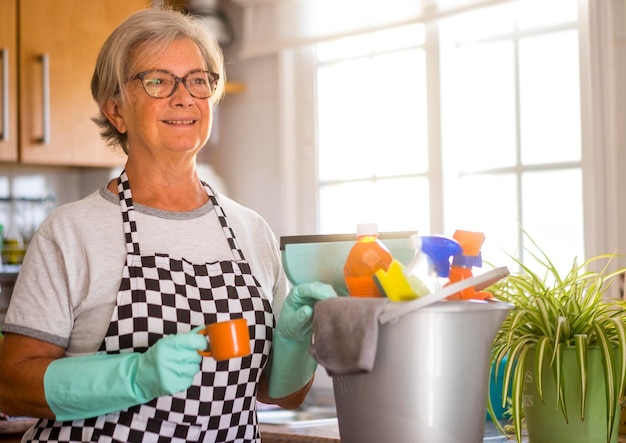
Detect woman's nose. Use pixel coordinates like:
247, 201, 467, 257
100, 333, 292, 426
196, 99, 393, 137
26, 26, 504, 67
171, 80, 194, 105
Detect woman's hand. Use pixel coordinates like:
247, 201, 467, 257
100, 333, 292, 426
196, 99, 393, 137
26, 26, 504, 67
266, 283, 337, 400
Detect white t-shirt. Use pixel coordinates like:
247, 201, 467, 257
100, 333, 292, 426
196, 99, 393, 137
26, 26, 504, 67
3, 185, 287, 356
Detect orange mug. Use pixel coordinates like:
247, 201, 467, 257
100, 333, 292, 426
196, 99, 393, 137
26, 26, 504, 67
197, 318, 251, 360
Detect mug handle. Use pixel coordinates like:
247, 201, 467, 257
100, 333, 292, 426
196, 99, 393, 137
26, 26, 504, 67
197, 327, 212, 357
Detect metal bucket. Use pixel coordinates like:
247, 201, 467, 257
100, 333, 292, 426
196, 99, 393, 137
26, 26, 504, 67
332, 300, 512, 443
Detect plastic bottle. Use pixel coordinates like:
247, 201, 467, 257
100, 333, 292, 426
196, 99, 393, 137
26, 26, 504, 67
445, 230, 492, 300
418, 235, 462, 293
3, 220, 24, 265
343, 223, 393, 297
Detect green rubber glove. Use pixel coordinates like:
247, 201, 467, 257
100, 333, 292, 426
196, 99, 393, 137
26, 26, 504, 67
268, 282, 337, 398
44, 328, 207, 421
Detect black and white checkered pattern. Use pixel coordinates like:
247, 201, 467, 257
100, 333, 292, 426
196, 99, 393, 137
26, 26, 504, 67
29, 171, 274, 442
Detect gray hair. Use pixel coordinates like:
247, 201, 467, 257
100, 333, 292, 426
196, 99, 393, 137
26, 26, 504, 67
91, 7, 225, 154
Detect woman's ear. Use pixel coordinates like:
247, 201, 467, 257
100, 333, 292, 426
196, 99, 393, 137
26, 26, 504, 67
102, 98, 127, 134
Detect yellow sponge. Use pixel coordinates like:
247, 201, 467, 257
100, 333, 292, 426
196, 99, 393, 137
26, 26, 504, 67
373, 260, 430, 301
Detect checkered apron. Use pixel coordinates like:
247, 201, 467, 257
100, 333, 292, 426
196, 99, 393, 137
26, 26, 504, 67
27, 171, 274, 442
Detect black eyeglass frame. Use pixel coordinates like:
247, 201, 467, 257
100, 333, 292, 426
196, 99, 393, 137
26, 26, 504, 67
130, 69, 220, 99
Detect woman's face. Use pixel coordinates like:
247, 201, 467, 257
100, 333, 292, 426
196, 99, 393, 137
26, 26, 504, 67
106, 38, 213, 160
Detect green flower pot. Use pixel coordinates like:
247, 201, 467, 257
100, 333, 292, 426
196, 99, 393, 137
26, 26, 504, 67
523, 347, 620, 443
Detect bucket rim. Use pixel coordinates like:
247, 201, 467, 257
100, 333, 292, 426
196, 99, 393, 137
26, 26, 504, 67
386, 299, 515, 315
379, 267, 510, 324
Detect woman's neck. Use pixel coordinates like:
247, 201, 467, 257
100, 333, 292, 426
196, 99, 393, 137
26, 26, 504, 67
110, 162, 209, 211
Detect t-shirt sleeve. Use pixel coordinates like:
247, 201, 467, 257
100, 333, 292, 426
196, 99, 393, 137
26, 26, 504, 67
2, 226, 73, 347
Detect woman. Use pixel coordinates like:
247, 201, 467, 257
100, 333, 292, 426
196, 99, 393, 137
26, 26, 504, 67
0, 7, 335, 442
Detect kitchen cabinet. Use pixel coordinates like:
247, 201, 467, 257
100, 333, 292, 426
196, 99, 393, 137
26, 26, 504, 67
0, 0, 18, 162
15, 0, 148, 166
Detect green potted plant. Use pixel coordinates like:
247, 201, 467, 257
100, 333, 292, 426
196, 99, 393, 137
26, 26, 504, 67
488, 238, 626, 443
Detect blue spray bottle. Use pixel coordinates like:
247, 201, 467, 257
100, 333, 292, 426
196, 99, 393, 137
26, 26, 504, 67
418, 235, 462, 293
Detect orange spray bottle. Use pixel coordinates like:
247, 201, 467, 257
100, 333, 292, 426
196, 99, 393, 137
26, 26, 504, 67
446, 230, 492, 300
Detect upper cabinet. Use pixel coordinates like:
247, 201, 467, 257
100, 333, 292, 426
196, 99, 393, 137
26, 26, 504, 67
0, 0, 18, 162
15, 0, 149, 167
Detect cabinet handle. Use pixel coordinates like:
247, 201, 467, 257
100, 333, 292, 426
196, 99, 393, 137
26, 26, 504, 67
0, 48, 8, 142
37, 53, 50, 145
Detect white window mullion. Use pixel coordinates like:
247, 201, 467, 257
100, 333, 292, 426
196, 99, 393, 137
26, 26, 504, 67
425, 21, 444, 234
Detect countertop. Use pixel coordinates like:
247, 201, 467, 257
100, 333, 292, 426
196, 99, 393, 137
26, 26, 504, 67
260, 423, 339, 442
259, 420, 512, 443
0, 422, 339, 443
0, 424, 339, 443
0, 419, 531, 443
4, 419, 626, 442
0, 421, 508, 443
260, 421, 626, 443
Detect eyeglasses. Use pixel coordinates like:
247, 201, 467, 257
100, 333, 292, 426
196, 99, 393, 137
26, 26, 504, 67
130, 69, 219, 99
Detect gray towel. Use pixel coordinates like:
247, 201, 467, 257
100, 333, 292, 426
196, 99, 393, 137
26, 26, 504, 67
309, 297, 389, 376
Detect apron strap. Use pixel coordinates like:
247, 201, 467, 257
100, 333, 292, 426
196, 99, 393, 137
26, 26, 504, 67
202, 182, 245, 262
117, 170, 141, 256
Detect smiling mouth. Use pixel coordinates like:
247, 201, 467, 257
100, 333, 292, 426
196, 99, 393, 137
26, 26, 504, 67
163, 120, 195, 125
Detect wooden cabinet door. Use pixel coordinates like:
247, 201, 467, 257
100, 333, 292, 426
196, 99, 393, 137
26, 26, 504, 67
0, 0, 18, 162
19, 0, 148, 166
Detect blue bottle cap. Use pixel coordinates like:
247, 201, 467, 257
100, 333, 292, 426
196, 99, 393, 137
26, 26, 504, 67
452, 252, 483, 268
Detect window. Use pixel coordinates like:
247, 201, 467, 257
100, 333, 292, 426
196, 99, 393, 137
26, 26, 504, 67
316, 24, 430, 234
315, 0, 582, 271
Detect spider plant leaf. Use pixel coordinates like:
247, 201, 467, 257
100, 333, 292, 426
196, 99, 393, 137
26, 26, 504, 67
552, 316, 568, 364
593, 322, 617, 442
574, 334, 588, 420
571, 300, 595, 334
507, 310, 533, 341
609, 317, 626, 398
501, 353, 516, 408
552, 342, 568, 422
501, 335, 535, 404
512, 345, 530, 443
534, 297, 553, 337
486, 375, 498, 424
534, 336, 553, 402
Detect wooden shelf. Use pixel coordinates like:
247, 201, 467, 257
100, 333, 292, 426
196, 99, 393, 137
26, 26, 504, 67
226, 82, 246, 94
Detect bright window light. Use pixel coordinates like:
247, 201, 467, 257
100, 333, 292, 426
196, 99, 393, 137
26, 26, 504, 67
315, 1, 582, 272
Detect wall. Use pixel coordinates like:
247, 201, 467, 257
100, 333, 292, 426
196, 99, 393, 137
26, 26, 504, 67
204, 54, 286, 234
612, 0, 626, 263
